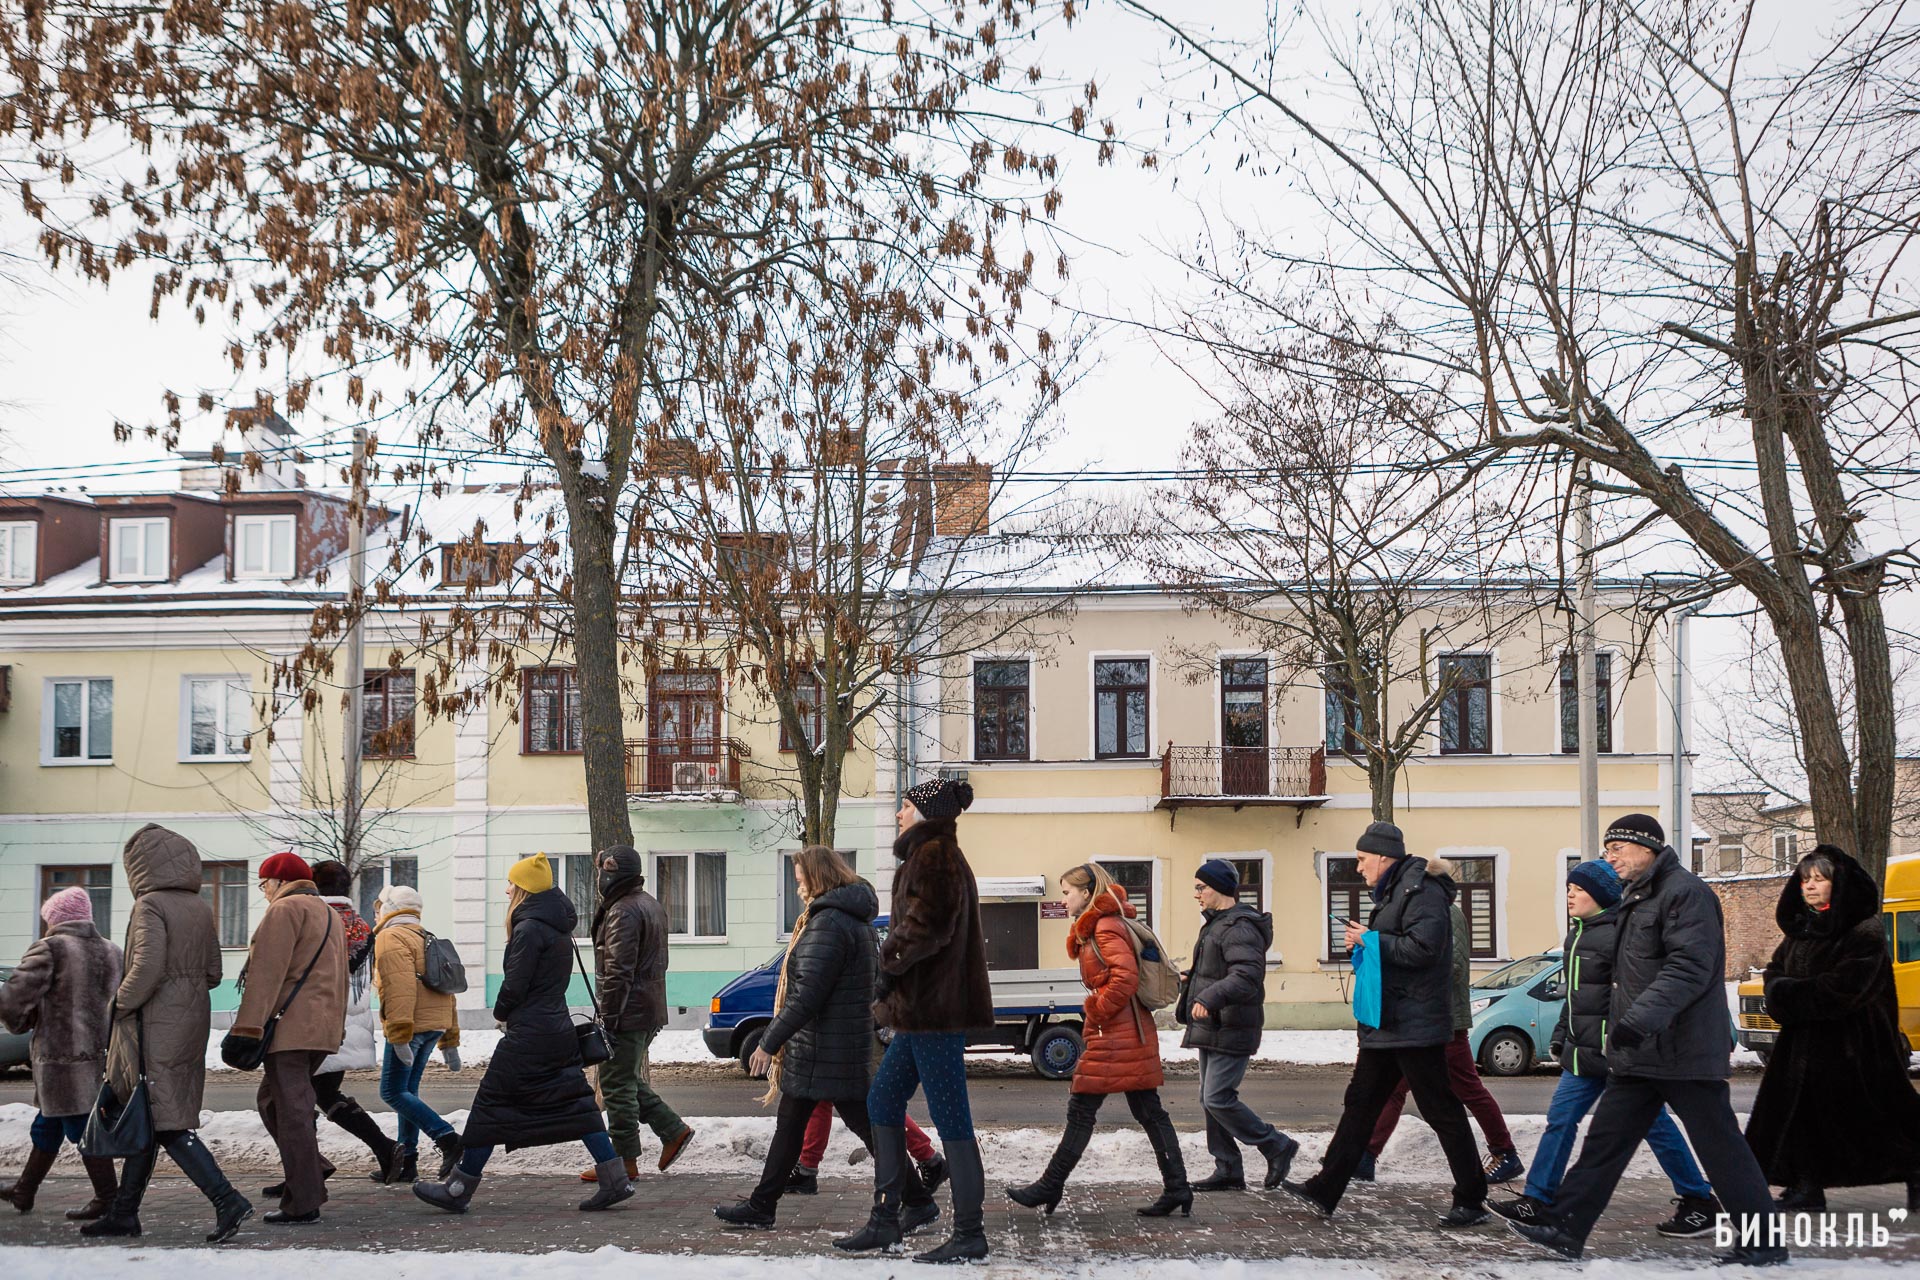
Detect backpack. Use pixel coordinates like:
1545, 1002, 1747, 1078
418, 929, 469, 995
1092, 888, 1182, 1011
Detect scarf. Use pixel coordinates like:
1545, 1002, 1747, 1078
760, 901, 813, 1106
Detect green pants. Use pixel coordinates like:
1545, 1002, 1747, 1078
600, 1026, 688, 1160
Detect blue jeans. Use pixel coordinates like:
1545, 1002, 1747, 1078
1525, 1070, 1712, 1203
29, 1112, 87, 1153
380, 1030, 453, 1148
867, 1031, 973, 1140
459, 1131, 615, 1176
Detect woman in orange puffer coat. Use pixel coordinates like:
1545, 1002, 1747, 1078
1006, 862, 1191, 1218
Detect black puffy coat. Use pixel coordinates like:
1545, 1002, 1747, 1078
461, 888, 602, 1150
1604, 845, 1734, 1080
1550, 907, 1619, 1078
1176, 904, 1271, 1056
761, 880, 880, 1103
1356, 856, 1454, 1050
1745, 847, 1920, 1190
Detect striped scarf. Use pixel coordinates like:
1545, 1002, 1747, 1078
759, 903, 812, 1106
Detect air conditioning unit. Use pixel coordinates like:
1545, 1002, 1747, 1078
673, 760, 723, 791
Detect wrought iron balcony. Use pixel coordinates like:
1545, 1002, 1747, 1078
624, 737, 749, 797
1158, 744, 1329, 817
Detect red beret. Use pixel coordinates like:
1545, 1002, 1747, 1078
259, 851, 312, 882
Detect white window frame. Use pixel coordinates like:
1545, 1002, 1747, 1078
41, 676, 114, 765
652, 850, 728, 942
967, 651, 1035, 762
108, 517, 169, 582
1212, 848, 1280, 963
1772, 830, 1799, 871
179, 675, 253, 762
233, 513, 296, 580
0, 521, 37, 585
1087, 650, 1156, 761
1092, 856, 1162, 933
1430, 649, 1502, 756
1554, 647, 1623, 755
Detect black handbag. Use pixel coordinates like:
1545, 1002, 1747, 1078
570, 943, 613, 1067
222, 918, 334, 1072
81, 1006, 153, 1159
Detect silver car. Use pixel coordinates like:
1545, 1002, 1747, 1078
0, 965, 31, 1071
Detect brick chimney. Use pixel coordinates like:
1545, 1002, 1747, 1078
932, 462, 991, 536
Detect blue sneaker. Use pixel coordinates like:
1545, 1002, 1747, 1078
1484, 1149, 1525, 1184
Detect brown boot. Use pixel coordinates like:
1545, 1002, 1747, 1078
659, 1128, 694, 1172
67, 1157, 119, 1220
579, 1157, 640, 1183
0, 1147, 58, 1213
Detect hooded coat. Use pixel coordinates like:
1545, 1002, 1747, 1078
759, 880, 881, 1102
232, 880, 348, 1054
1356, 855, 1454, 1051
1069, 885, 1164, 1095
1744, 847, 1920, 1190
1176, 901, 1272, 1056
461, 887, 603, 1150
590, 848, 670, 1036
873, 818, 994, 1033
104, 824, 225, 1131
0, 920, 122, 1116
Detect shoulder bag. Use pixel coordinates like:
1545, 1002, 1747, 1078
81, 1006, 153, 1159
569, 941, 613, 1066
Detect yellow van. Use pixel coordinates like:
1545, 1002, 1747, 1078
1736, 855, 1920, 1063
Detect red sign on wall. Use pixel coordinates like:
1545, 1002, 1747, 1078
1039, 900, 1069, 920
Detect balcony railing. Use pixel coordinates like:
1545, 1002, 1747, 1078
1158, 744, 1329, 810
624, 737, 749, 797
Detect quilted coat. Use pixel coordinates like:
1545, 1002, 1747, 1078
1068, 885, 1163, 1096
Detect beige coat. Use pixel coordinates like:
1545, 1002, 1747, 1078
105, 825, 224, 1131
232, 881, 347, 1053
371, 911, 457, 1046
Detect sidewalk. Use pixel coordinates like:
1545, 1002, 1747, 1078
3, 1172, 1913, 1265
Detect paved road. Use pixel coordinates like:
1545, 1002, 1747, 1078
0, 1061, 1766, 1127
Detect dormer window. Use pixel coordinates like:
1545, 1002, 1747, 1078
441, 542, 517, 587
234, 514, 296, 580
0, 522, 36, 585
109, 517, 169, 581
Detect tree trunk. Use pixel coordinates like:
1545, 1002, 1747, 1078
1369, 752, 1396, 822
566, 490, 635, 854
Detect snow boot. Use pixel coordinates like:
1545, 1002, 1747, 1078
833, 1124, 908, 1252
578, 1158, 635, 1212
916, 1139, 990, 1264
67, 1156, 119, 1221
414, 1167, 482, 1214
580, 1156, 641, 1183
0, 1147, 56, 1212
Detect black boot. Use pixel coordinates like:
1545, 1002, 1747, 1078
1137, 1108, 1192, 1219
834, 1125, 908, 1252
327, 1096, 400, 1182
784, 1165, 819, 1196
166, 1130, 253, 1243
433, 1132, 463, 1180
917, 1152, 950, 1195
1775, 1181, 1825, 1211
917, 1139, 990, 1264
901, 1160, 941, 1234
81, 1144, 155, 1238
1007, 1104, 1093, 1216
0, 1147, 57, 1212
382, 1145, 418, 1185
68, 1156, 120, 1221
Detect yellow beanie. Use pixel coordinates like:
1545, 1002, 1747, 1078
508, 851, 553, 894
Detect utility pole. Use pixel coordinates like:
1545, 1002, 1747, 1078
1576, 458, 1601, 861
342, 427, 368, 878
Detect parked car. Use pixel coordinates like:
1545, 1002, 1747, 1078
704, 914, 1090, 1079
0, 965, 31, 1073
1468, 950, 1563, 1077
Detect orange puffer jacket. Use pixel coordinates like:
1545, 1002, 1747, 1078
1068, 885, 1164, 1095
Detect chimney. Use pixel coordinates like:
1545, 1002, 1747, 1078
932, 462, 991, 536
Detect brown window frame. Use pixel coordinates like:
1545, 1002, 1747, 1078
522, 667, 583, 755
200, 859, 251, 948
1437, 653, 1493, 755
1093, 658, 1151, 760
1325, 856, 1368, 962
972, 659, 1031, 761
39, 865, 111, 935
1558, 652, 1614, 754
779, 674, 826, 753
362, 669, 417, 759
1452, 857, 1499, 959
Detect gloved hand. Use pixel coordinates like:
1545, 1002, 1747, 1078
1609, 1022, 1647, 1051
1549, 1038, 1565, 1061
393, 1039, 416, 1068
219, 1032, 264, 1070
441, 1044, 461, 1072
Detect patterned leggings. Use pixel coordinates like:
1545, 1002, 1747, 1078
867, 1031, 973, 1141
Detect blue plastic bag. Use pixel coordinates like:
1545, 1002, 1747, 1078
1350, 929, 1383, 1028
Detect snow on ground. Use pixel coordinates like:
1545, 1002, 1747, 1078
0, 1246, 1906, 1280
0, 1103, 1720, 1185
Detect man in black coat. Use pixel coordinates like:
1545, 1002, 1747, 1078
588, 845, 693, 1181
1506, 814, 1786, 1265
1175, 858, 1299, 1193
1281, 823, 1490, 1226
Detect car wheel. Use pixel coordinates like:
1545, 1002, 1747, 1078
736, 1026, 765, 1075
1029, 1025, 1083, 1080
1479, 1029, 1533, 1077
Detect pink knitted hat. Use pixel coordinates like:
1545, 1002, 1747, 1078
40, 886, 94, 929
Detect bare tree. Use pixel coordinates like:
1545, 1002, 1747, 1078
1115, 0, 1920, 879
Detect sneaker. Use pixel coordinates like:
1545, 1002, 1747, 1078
1438, 1200, 1491, 1228
1353, 1151, 1377, 1183
1484, 1149, 1525, 1184
1656, 1194, 1722, 1239
1490, 1194, 1550, 1225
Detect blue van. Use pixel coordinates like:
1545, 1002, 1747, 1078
702, 914, 1090, 1079
1468, 950, 1564, 1076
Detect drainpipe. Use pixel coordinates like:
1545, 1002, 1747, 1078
1670, 602, 1705, 864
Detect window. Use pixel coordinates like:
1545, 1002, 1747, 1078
781, 851, 805, 934
1229, 857, 1266, 913
0, 522, 36, 584
654, 851, 727, 939
41, 866, 111, 931
109, 517, 169, 581
356, 856, 418, 922
441, 542, 517, 588
233, 514, 295, 579
1437, 654, 1492, 754
1891, 911, 1920, 965
1558, 652, 1614, 754
1095, 858, 1155, 928
1689, 837, 1707, 875
973, 660, 1030, 761
183, 676, 251, 760
1326, 857, 1367, 961
1453, 857, 1498, 958
45, 677, 112, 763
1323, 662, 1364, 756
200, 860, 250, 947
1772, 830, 1799, 871
1093, 658, 1150, 759
780, 675, 825, 753
523, 668, 582, 754
559, 852, 597, 940
363, 670, 416, 759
